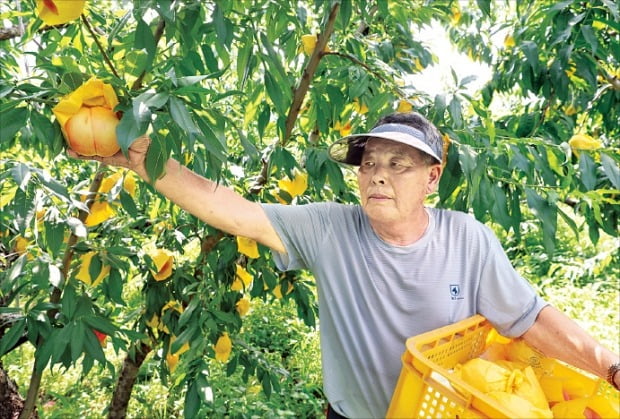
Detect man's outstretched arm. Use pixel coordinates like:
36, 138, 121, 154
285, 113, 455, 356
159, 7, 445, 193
68, 136, 286, 254
522, 305, 620, 390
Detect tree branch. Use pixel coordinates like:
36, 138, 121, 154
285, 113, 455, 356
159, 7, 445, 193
0, 22, 71, 42
0, 26, 23, 41
107, 343, 152, 419
20, 165, 108, 419
282, 2, 340, 145
81, 15, 122, 81
250, 2, 340, 195
602, 70, 620, 91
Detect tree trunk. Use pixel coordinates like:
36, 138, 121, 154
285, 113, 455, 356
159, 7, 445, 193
0, 363, 36, 419
107, 343, 151, 419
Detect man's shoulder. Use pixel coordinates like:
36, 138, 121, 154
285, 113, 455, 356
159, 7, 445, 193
430, 208, 494, 236
430, 207, 477, 224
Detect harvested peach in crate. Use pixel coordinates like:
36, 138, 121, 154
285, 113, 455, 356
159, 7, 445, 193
386, 315, 619, 418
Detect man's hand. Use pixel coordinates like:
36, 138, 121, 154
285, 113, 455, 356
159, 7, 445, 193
66, 136, 151, 180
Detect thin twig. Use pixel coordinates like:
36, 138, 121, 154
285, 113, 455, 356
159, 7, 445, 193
81, 14, 122, 81
322, 50, 405, 97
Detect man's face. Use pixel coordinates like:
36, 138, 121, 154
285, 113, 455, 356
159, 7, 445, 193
357, 138, 441, 225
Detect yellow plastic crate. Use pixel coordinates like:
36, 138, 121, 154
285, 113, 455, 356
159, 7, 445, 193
386, 315, 618, 418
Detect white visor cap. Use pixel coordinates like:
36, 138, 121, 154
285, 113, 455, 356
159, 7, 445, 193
328, 123, 442, 166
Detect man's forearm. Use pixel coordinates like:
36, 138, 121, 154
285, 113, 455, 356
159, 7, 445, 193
134, 157, 285, 252
522, 305, 619, 387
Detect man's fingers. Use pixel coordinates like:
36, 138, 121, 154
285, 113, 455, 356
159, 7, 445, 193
130, 135, 151, 152
66, 149, 99, 162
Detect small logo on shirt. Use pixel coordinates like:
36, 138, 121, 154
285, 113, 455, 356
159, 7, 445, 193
450, 284, 463, 300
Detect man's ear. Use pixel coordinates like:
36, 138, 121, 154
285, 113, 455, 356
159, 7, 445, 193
426, 164, 443, 194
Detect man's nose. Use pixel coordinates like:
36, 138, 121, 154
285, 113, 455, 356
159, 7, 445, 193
371, 165, 387, 184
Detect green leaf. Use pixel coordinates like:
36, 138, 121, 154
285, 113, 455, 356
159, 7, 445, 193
515, 113, 535, 137
34, 338, 54, 373
490, 183, 512, 231
236, 31, 253, 88
59, 73, 88, 93
6, 256, 25, 283
124, 50, 149, 77
1, 106, 29, 143
578, 153, 597, 190
116, 111, 142, 155
438, 143, 463, 203
35, 168, 71, 202
176, 75, 212, 87
580, 25, 598, 54
448, 96, 462, 128
546, 147, 564, 176
0, 318, 26, 356
102, 269, 125, 306
213, 4, 232, 49
145, 133, 168, 183
135, 19, 156, 70
195, 116, 227, 162
70, 321, 85, 362
11, 163, 31, 191
30, 109, 56, 145
43, 221, 65, 258
140, 92, 170, 109
184, 380, 200, 419
61, 285, 78, 320
12, 187, 35, 232
119, 189, 139, 217
264, 71, 286, 116
201, 44, 219, 73
458, 144, 477, 174
525, 188, 557, 254
261, 371, 272, 398
88, 253, 102, 284
50, 325, 72, 365
520, 41, 540, 74
83, 324, 106, 364
339, 0, 352, 27
476, 0, 491, 17
82, 315, 116, 336
557, 206, 579, 239
169, 97, 200, 135
600, 153, 620, 189
257, 104, 271, 139
259, 33, 289, 88
434, 94, 447, 121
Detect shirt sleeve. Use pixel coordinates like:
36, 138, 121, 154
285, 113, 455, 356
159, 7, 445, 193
261, 203, 334, 271
477, 229, 548, 337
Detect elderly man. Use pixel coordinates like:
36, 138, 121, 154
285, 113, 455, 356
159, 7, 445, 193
71, 111, 619, 418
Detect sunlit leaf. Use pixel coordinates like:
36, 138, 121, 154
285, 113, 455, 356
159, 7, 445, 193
600, 153, 620, 189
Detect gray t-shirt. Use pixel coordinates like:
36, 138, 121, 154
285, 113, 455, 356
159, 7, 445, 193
261, 202, 547, 418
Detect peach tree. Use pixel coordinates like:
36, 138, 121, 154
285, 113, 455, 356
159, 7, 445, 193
0, 0, 618, 417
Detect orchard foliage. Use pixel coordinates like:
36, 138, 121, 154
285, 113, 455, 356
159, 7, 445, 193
0, 0, 618, 417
